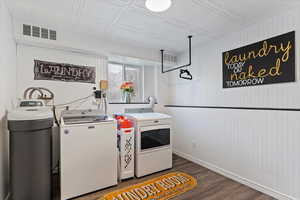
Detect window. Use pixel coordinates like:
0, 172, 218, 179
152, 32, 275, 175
108, 62, 144, 102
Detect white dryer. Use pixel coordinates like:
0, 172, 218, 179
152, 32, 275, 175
60, 110, 118, 200
126, 113, 172, 177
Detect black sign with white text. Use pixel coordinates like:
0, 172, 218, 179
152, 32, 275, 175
34, 60, 96, 84
223, 31, 295, 88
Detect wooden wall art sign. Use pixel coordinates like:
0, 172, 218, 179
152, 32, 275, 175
222, 31, 295, 88
34, 60, 96, 84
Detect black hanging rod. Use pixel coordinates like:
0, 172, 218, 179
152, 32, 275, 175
161, 35, 192, 73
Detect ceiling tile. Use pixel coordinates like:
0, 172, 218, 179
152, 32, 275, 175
109, 25, 173, 51
117, 8, 191, 40
9, 0, 78, 30
7, 0, 300, 52
208, 0, 300, 23
104, 0, 133, 7
81, 0, 122, 25
134, 0, 242, 37
10, 0, 75, 18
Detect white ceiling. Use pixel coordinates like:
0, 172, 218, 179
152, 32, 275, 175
7, 0, 300, 53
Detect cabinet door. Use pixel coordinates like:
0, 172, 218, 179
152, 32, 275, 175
60, 122, 117, 199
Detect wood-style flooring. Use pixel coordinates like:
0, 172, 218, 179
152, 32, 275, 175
54, 154, 276, 200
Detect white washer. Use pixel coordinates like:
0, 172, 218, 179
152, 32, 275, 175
126, 113, 172, 177
60, 110, 118, 200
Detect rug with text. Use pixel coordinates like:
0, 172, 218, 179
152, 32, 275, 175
100, 172, 197, 200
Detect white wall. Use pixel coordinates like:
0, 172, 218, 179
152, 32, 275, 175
16, 45, 169, 112
16, 44, 170, 171
13, 19, 161, 64
167, 8, 300, 200
0, 0, 17, 199
17, 45, 103, 108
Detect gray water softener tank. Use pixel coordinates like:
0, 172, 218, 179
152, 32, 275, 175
8, 107, 53, 200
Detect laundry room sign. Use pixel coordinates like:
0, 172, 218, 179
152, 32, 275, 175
222, 31, 295, 88
34, 60, 96, 83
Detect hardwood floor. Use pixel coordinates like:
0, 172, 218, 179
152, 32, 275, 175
54, 155, 276, 200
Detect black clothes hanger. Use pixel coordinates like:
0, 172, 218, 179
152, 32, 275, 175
179, 69, 192, 80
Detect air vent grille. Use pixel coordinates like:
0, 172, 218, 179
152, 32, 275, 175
49, 30, 57, 40
22, 24, 56, 41
32, 26, 40, 37
41, 28, 49, 39
164, 53, 177, 64
23, 24, 31, 36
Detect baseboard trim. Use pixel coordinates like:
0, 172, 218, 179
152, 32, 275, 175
173, 150, 296, 200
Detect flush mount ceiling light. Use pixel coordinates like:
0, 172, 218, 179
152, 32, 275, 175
145, 0, 172, 12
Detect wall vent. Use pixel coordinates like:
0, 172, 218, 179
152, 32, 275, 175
49, 30, 57, 40
163, 53, 177, 64
41, 28, 49, 39
32, 26, 40, 37
23, 24, 31, 36
22, 24, 57, 41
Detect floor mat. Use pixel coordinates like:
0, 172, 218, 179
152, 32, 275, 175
100, 172, 197, 200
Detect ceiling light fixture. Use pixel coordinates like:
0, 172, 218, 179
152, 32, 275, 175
145, 0, 172, 12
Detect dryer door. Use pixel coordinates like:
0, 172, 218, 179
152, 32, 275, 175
140, 125, 170, 151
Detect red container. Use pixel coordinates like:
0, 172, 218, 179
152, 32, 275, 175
115, 115, 133, 130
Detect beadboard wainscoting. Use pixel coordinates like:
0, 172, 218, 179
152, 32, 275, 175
166, 7, 300, 200
169, 107, 299, 200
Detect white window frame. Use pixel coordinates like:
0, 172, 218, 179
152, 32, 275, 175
108, 62, 145, 102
